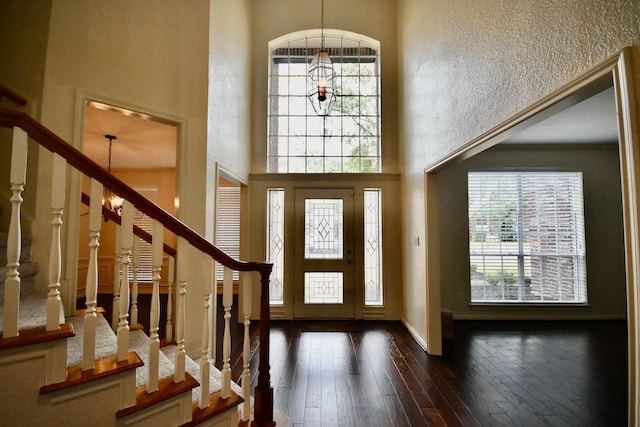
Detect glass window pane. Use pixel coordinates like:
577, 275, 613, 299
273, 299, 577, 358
364, 189, 383, 305
468, 172, 587, 304
304, 272, 343, 304
267, 189, 285, 305
267, 36, 380, 173
304, 198, 344, 259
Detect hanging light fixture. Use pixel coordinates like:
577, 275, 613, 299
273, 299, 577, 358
308, 0, 336, 116
102, 134, 123, 215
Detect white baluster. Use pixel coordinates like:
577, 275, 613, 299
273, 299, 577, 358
82, 179, 102, 370
198, 290, 211, 409
147, 220, 163, 393
174, 277, 186, 383
130, 236, 140, 328
165, 256, 175, 343
173, 240, 187, 383
221, 266, 233, 399
46, 154, 65, 331
2, 127, 27, 338
241, 272, 252, 421
117, 201, 133, 362
112, 225, 122, 331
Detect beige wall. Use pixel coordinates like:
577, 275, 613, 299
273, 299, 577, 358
438, 144, 626, 319
398, 0, 640, 345
0, 0, 52, 233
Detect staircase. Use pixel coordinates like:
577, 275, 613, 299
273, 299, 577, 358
0, 108, 275, 426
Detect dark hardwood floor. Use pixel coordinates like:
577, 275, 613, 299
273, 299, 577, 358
238, 319, 627, 427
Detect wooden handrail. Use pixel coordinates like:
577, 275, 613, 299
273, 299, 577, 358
0, 83, 28, 106
0, 108, 271, 274
80, 192, 177, 258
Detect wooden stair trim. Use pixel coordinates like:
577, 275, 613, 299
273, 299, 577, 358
0, 323, 75, 350
180, 390, 244, 427
40, 351, 143, 394
73, 307, 106, 316
0, 83, 28, 106
116, 372, 199, 418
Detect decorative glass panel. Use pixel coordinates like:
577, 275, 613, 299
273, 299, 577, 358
267, 189, 285, 305
364, 189, 383, 305
304, 198, 344, 259
304, 272, 343, 304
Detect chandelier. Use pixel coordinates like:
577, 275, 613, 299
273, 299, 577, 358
102, 134, 123, 215
308, 0, 336, 116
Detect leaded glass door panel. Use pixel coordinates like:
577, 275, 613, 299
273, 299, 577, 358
294, 188, 354, 318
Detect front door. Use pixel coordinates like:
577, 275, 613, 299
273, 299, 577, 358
293, 188, 354, 318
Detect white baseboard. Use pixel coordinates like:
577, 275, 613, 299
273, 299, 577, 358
400, 316, 427, 351
453, 313, 627, 320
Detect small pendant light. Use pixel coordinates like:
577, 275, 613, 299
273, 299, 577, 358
308, 0, 336, 116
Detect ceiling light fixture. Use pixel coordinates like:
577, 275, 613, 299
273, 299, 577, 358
102, 134, 123, 216
308, 0, 336, 116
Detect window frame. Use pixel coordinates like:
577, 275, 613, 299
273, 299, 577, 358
467, 170, 588, 305
267, 32, 382, 174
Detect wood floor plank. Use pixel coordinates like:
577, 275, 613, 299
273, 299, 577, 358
241, 319, 627, 427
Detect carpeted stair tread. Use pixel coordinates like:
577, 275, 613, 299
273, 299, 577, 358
66, 312, 117, 367
161, 344, 243, 403
0, 289, 63, 332
129, 329, 174, 388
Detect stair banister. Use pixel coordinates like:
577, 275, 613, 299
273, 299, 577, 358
82, 179, 103, 370
0, 82, 28, 106
147, 220, 163, 393
116, 201, 133, 362
131, 236, 140, 328
241, 273, 252, 422
0, 107, 276, 426
2, 126, 28, 339
46, 154, 66, 331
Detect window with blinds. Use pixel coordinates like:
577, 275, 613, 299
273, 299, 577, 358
216, 186, 241, 282
467, 171, 587, 303
130, 188, 157, 282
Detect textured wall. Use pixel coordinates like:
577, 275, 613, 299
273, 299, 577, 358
398, 0, 640, 342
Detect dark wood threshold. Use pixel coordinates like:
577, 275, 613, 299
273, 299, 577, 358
116, 372, 199, 418
181, 390, 244, 427
0, 323, 75, 350
40, 351, 143, 394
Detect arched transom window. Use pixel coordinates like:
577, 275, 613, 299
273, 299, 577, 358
267, 32, 381, 173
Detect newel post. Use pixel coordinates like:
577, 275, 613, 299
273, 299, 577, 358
252, 265, 275, 427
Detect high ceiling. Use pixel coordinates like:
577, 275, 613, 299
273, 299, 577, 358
83, 102, 178, 169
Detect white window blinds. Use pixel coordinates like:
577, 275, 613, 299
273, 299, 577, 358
130, 188, 157, 282
468, 172, 587, 303
216, 186, 241, 281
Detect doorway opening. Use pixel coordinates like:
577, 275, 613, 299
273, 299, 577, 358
423, 49, 638, 423
74, 100, 179, 334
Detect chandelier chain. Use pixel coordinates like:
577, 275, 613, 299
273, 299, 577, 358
321, 0, 325, 50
